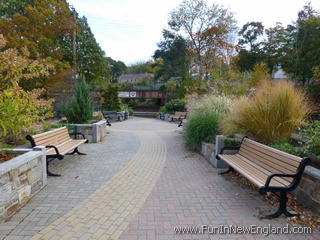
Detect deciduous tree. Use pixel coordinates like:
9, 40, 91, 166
168, 0, 237, 81
153, 30, 190, 81
236, 22, 265, 72
281, 4, 320, 85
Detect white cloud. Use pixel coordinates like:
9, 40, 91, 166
68, 0, 320, 65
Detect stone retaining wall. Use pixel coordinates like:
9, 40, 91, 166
294, 166, 320, 214
0, 147, 46, 223
201, 142, 215, 162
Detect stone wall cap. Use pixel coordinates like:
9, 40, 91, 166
0, 148, 32, 152
305, 166, 320, 180
94, 120, 106, 125
0, 150, 42, 175
71, 119, 106, 127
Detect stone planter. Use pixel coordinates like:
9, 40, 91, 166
294, 166, 320, 214
212, 135, 238, 168
71, 120, 107, 143
199, 136, 240, 168
0, 147, 46, 223
164, 114, 171, 121
201, 142, 215, 164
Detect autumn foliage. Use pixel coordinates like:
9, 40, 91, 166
0, 34, 53, 144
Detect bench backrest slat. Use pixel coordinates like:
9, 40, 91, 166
32, 127, 71, 146
239, 138, 302, 175
245, 138, 301, 163
239, 146, 297, 174
37, 134, 70, 146
34, 128, 68, 142
173, 112, 187, 118
231, 155, 291, 186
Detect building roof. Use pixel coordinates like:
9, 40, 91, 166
118, 73, 153, 83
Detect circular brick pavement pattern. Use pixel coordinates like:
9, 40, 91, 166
0, 130, 140, 240
1, 118, 318, 240
28, 124, 168, 240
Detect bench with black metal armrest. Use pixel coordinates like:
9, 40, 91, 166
102, 111, 118, 123
26, 127, 88, 177
178, 117, 187, 127
102, 111, 113, 126
159, 112, 165, 120
217, 136, 311, 219
104, 116, 112, 126
170, 112, 187, 122
117, 112, 124, 121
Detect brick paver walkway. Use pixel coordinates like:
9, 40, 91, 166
1, 118, 318, 240
0, 131, 140, 239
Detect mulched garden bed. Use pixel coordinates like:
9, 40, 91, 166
0, 153, 17, 163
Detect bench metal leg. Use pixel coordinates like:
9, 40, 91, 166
219, 166, 234, 175
46, 159, 61, 177
67, 147, 86, 155
178, 119, 183, 127
261, 191, 299, 219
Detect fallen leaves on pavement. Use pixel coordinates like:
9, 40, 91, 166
224, 172, 320, 229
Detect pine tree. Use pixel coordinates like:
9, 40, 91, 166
63, 80, 93, 123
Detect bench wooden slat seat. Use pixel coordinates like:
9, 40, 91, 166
26, 127, 88, 177
217, 137, 310, 219
45, 139, 87, 155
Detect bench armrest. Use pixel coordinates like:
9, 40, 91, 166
26, 135, 36, 147
219, 146, 240, 154
46, 145, 60, 155
260, 173, 297, 194
260, 157, 311, 194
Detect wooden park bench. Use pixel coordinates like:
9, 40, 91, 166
170, 112, 187, 127
103, 111, 122, 123
217, 137, 311, 219
26, 127, 88, 177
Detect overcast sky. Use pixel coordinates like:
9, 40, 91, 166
68, 0, 320, 65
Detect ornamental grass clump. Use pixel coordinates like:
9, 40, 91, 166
184, 94, 232, 150
222, 81, 310, 144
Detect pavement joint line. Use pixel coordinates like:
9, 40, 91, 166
30, 131, 167, 240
